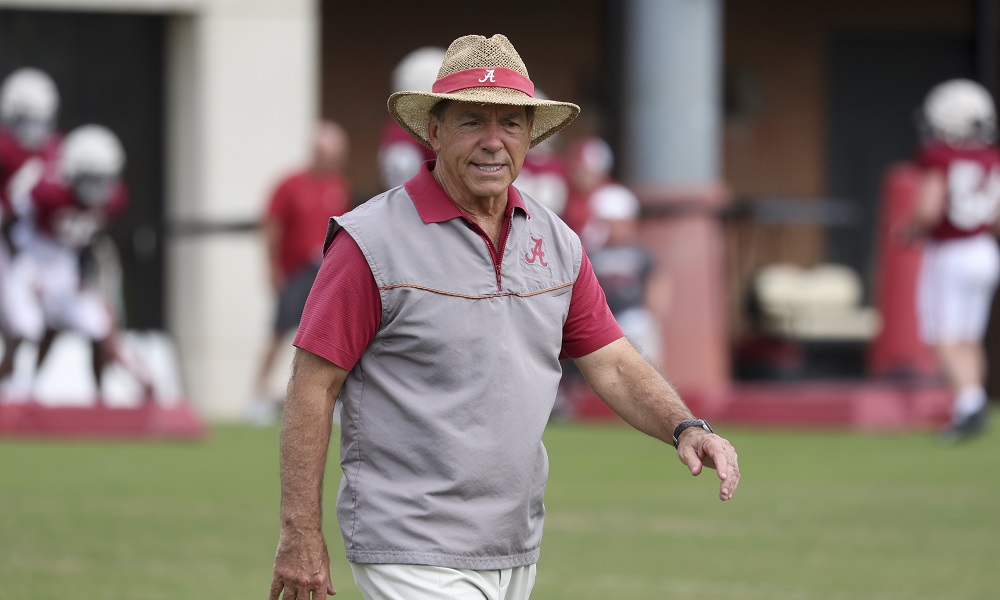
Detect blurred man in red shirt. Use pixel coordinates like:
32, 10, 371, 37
250, 121, 352, 423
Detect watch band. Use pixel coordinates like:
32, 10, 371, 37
672, 419, 714, 448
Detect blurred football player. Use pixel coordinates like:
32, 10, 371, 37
377, 46, 444, 190
5, 125, 153, 404
513, 90, 571, 217
0, 68, 62, 396
557, 136, 667, 415
565, 136, 617, 238
587, 183, 663, 366
904, 79, 1000, 441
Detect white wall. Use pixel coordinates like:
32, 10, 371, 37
166, 1, 318, 420
1, 0, 320, 419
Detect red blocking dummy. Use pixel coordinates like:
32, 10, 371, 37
868, 162, 939, 378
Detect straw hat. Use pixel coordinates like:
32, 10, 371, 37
387, 34, 580, 150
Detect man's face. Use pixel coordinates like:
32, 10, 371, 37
73, 173, 118, 207
427, 102, 533, 202
7, 114, 54, 150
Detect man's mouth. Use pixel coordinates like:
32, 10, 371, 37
475, 164, 503, 172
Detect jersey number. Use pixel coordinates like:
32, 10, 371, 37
54, 209, 102, 248
947, 159, 1000, 230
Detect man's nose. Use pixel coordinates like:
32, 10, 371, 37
480, 120, 504, 152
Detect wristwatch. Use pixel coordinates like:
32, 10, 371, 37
672, 419, 714, 448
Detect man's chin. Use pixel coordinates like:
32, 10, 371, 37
465, 177, 512, 197
475, 184, 511, 198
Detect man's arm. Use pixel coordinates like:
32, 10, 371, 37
262, 217, 285, 291
573, 337, 740, 501
270, 348, 348, 599
899, 169, 947, 242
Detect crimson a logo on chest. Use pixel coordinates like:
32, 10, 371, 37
523, 232, 551, 270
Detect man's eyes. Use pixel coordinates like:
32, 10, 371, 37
456, 117, 525, 128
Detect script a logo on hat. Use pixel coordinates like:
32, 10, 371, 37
478, 69, 496, 83
524, 235, 549, 268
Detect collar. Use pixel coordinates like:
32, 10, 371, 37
404, 160, 530, 224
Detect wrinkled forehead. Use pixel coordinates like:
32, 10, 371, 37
445, 102, 530, 120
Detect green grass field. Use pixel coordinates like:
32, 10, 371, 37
2, 421, 998, 598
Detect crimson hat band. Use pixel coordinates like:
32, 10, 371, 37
431, 67, 535, 97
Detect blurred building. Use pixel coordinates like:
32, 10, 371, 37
2, 0, 997, 418
0, 0, 316, 418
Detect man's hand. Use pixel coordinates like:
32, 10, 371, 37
269, 528, 336, 599
272, 349, 346, 599
269, 267, 286, 293
676, 431, 741, 501
891, 222, 924, 245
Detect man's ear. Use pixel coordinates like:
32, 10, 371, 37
427, 116, 441, 153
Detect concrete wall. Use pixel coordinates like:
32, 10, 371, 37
164, 1, 317, 419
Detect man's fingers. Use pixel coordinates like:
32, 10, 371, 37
705, 436, 740, 501
709, 442, 730, 481
677, 444, 703, 476
720, 466, 739, 501
269, 578, 284, 600
725, 459, 742, 500
270, 573, 330, 600
296, 588, 310, 600
678, 434, 741, 501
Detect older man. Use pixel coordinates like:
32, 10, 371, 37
269, 34, 741, 600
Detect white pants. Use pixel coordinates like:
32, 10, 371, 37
0, 239, 44, 340
5, 234, 111, 341
350, 563, 536, 600
917, 234, 1000, 344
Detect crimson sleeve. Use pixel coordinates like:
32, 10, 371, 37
264, 177, 291, 221
293, 229, 381, 370
30, 180, 61, 211
561, 247, 624, 358
106, 183, 128, 219
915, 143, 947, 170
